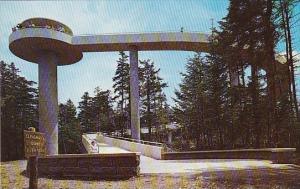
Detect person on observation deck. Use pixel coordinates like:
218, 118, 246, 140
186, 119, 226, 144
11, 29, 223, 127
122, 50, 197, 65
16, 24, 22, 29
90, 140, 98, 153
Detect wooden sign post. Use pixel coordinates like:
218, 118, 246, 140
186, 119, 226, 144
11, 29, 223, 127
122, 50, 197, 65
24, 129, 46, 189
24, 130, 46, 158
28, 156, 38, 189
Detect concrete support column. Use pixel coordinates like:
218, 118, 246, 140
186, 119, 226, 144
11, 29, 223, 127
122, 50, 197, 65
38, 51, 58, 155
129, 48, 141, 140
168, 132, 172, 144
230, 70, 239, 87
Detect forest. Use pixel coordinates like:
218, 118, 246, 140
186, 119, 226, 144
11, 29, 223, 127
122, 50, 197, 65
1, 0, 300, 161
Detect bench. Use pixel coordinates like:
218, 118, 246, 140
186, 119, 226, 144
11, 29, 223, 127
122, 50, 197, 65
27, 153, 140, 179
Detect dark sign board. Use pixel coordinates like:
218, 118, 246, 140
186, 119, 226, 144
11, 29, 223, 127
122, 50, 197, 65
24, 130, 46, 158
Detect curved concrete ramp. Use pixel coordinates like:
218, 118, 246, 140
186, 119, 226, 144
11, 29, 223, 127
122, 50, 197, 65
83, 133, 164, 159
82, 133, 130, 154
82, 134, 293, 175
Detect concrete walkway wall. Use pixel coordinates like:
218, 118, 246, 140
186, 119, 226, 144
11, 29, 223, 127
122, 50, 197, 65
95, 134, 164, 159
162, 148, 296, 164
82, 134, 94, 154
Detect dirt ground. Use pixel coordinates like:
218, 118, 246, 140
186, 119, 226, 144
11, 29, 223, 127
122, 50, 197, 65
1, 160, 300, 189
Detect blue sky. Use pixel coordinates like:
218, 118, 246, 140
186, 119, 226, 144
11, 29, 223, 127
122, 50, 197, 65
0, 1, 299, 107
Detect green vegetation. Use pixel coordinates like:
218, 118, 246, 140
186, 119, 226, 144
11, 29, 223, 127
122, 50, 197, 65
172, 0, 300, 150
58, 100, 81, 154
112, 51, 130, 136
140, 59, 168, 140
1, 61, 38, 161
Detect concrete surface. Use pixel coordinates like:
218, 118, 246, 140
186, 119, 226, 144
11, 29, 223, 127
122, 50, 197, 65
129, 49, 140, 140
86, 134, 291, 175
38, 51, 58, 155
95, 134, 164, 159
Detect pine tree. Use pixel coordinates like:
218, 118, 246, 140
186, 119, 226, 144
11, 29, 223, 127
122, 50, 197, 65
58, 99, 82, 154
1, 61, 38, 161
205, 36, 230, 148
78, 92, 93, 133
217, 0, 273, 148
112, 51, 130, 136
91, 87, 115, 133
140, 59, 167, 140
275, 0, 299, 119
173, 53, 208, 149
274, 0, 300, 147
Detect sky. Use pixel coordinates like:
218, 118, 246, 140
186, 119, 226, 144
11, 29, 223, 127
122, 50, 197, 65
0, 1, 299, 107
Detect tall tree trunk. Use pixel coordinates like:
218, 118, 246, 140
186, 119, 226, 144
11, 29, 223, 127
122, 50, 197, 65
147, 92, 151, 140
284, 2, 299, 119
253, 65, 261, 148
121, 87, 124, 136
282, 0, 299, 119
281, 2, 293, 100
250, 40, 261, 148
265, 0, 278, 146
241, 65, 246, 88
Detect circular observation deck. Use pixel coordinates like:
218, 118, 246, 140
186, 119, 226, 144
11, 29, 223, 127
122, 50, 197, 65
9, 18, 82, 65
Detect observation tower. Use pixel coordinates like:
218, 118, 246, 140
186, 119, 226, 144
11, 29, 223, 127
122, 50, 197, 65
9, 18, 287, 155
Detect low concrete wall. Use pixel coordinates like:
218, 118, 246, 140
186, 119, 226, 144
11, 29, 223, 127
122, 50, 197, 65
96, 134, 164, 159
82, 134, 94, 154
162, 148, 296, 164
30, 153, 140, 179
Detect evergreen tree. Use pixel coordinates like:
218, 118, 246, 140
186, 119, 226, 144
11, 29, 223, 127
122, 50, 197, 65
173, 53, 208, 149
274, 0, 300, 148
112, 51, 130, 136
78, 92, 93, 133
210, 0, 300, 148
218, 0, 272, 147
275, 0, 299, 119
58, 99, 82, 154
205, 37, 230, 148
91, 87, 115, 133
1, 61, 38, 161
140, 59, 168, 140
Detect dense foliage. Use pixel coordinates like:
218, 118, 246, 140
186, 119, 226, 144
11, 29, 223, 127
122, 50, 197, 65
112, 51, 130, 136
140, 59, 168, 140
172, 0, 300, 150
58, 99, 82, 154
1, 61, 38, 161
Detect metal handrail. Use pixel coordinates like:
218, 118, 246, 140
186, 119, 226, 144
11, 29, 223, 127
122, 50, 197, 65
76, 30, 210, 37
83, 132, 165, 147
12, 25, 72, 35
104, 134, 164, 147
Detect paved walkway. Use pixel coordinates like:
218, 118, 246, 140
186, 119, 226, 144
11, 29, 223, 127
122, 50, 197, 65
85, 134, 129, 154
94, 142, 130, 154
86, 135, 294, 175
139, 157, 294, 174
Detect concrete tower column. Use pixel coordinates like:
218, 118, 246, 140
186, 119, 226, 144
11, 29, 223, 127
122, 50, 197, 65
38, 51, 59, 155
129, 48, 141, 140
230, 70, 239, 87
